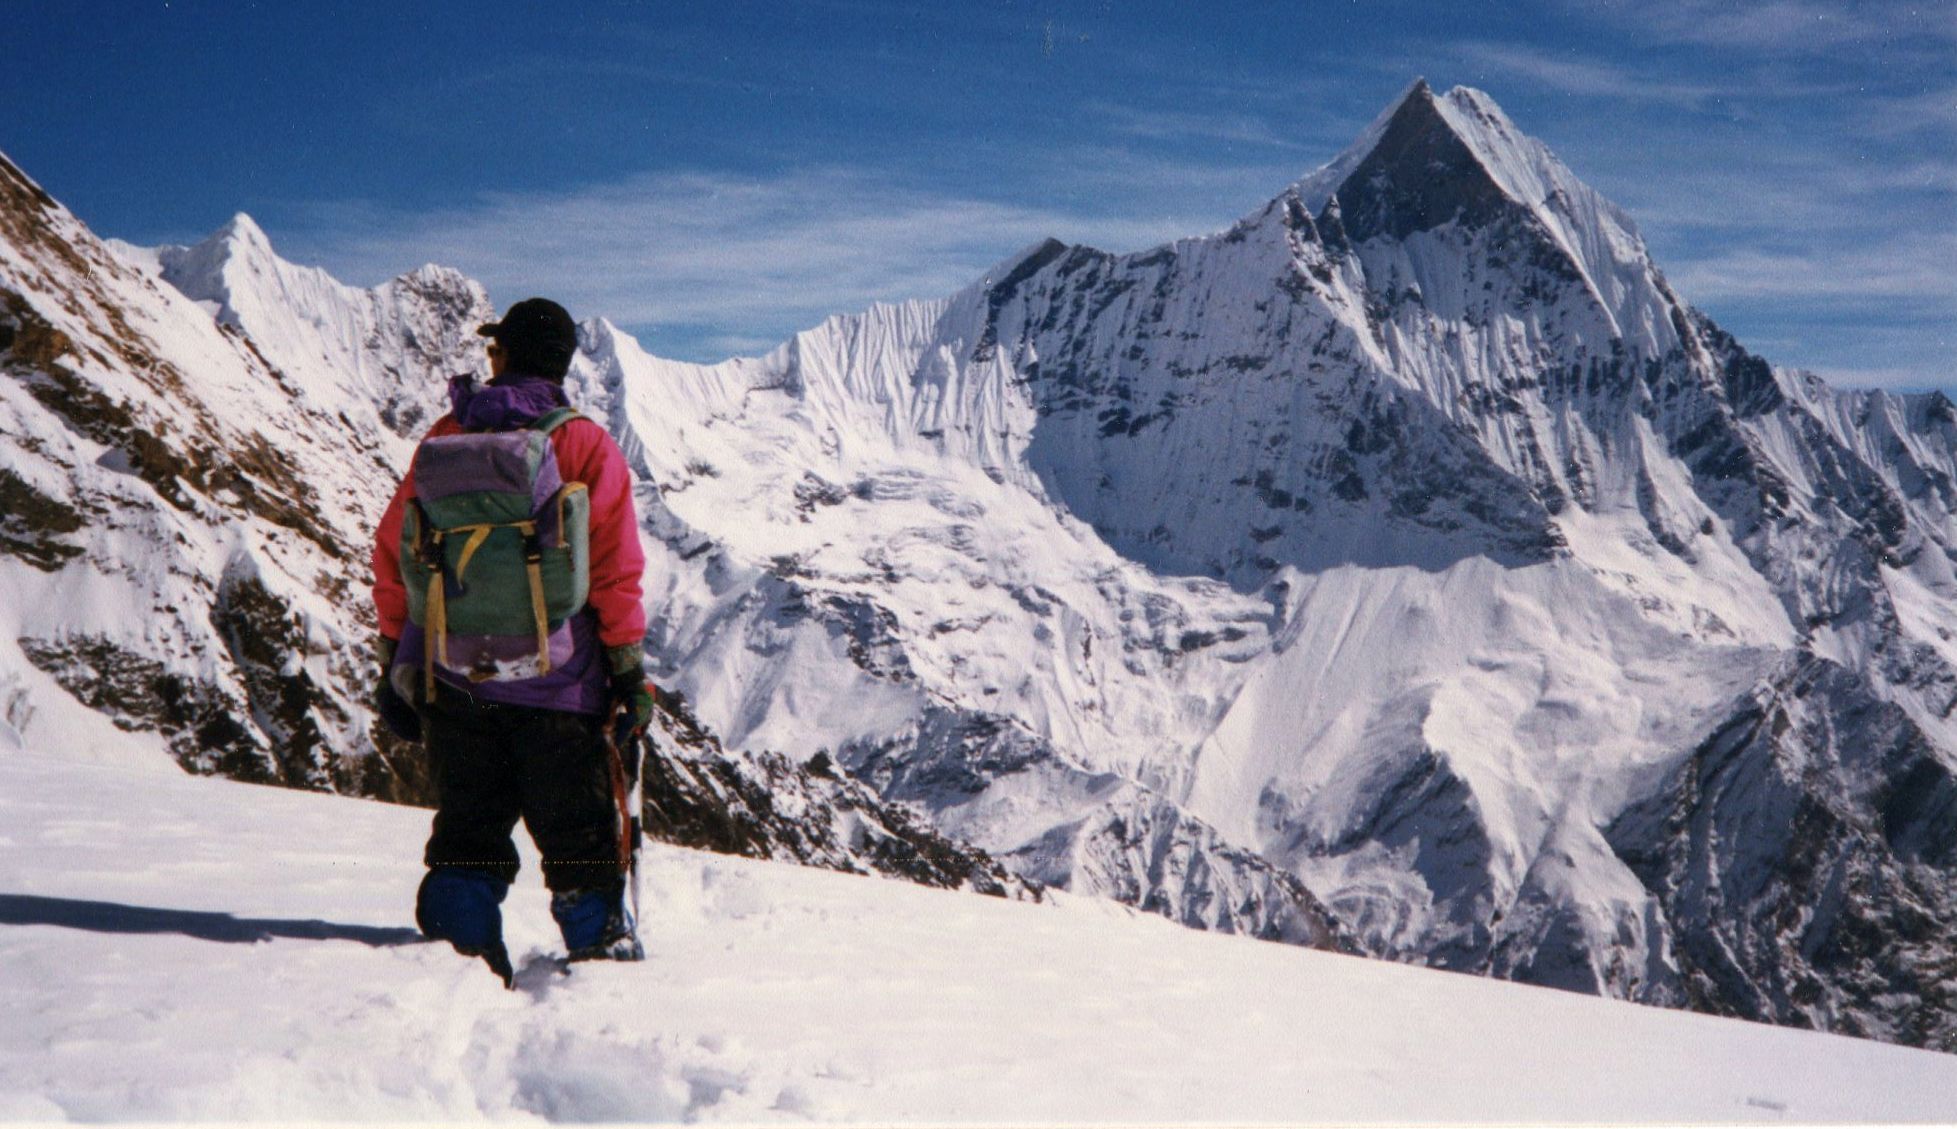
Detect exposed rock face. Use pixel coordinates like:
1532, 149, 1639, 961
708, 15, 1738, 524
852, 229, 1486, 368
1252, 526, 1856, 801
0, 465, 84, 571
1334, 78, 1520, 243
17, 635, 265, 777
1610, 655, 1957, 1051
641, 691, 1035, 899
839, 705, 1351, 949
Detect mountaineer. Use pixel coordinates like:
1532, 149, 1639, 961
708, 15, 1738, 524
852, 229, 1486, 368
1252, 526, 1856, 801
369, 297, 654, 986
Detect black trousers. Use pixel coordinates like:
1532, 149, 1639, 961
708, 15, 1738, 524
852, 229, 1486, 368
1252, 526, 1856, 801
420, 685, 624, 892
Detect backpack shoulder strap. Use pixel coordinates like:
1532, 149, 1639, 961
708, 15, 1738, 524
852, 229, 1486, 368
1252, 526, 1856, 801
531, 407, 584, 436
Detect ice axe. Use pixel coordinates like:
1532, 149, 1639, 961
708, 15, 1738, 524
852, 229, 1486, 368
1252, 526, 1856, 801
603, 696, 649, 934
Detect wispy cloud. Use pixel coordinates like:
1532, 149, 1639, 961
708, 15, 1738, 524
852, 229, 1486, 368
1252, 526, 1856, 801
1449, 42, 1723, 107
266, 30, 1949, 389
1572, 0, 1957, 53
1603, 145, 1954, 391
1731, 317, 1954, 392
1608, 153, 1957, 236
1663, 236, 1957, 309
1862, 84, 1957, 139
1084, 100, 1320, 152
1445, 37, 1944, 111
283, 161, 1270, 361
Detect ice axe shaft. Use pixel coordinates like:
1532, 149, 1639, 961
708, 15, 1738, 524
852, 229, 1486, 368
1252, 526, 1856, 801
602, 702, 645, 930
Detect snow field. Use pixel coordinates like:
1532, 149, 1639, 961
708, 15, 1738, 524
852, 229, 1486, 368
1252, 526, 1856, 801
4, 749, 1956, 1124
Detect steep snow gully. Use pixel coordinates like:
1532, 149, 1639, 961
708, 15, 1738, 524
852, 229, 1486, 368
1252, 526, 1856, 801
3, 80, 1956, 1052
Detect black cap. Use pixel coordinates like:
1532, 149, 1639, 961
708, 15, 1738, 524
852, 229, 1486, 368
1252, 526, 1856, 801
478, 297, 578, 378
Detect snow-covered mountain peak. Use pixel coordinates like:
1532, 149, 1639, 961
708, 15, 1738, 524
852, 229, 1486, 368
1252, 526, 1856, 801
1292, 78, 1433, 214
1284, 81, 1664, 353
1296, 81, 1623, 242
131, 213, 490, 442
1326, 82, 1553, 239
535, 81, 1957, 1048
214, 210, 271, 250
391, 261, 477, 294
1427, 84, 1575, 207
154, 212, 331, 326
1428, 84, 1653, 287
982, 237, 1076, 285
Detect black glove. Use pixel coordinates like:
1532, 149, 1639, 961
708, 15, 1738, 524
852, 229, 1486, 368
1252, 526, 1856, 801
373, 637, 421, 742
375, 680, 421, 741
605, 643, 655, 749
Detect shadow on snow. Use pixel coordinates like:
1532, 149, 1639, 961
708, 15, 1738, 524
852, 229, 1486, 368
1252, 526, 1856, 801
0, 893, 425, 947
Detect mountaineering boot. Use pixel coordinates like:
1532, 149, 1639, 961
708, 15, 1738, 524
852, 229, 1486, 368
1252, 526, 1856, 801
551, 882, 645, 963
416, 868, 516, 988
459, 939, 516, 989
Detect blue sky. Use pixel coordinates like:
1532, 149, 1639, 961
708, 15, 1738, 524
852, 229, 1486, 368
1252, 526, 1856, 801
5, 1, 1951, 389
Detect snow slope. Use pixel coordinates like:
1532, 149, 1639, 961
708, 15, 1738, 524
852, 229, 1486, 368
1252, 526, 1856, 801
4, 748, 1955, 1124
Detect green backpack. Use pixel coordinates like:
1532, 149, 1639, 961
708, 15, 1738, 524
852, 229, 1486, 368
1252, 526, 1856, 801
398, 407, 591, 695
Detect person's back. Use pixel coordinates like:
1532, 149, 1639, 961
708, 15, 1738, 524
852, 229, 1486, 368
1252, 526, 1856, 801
370, 297, 655, 985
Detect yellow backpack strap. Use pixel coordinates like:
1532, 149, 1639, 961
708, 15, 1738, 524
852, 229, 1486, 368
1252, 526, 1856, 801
424, 573, 445, 699
531, 407, 583, 435
451, 524, 494, 582
556, 482, 588, 544
519, 520, 551, 675
421, 526, 453, 698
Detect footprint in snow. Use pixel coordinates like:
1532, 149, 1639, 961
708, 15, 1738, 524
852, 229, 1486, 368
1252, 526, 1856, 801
512, 951, 572, 998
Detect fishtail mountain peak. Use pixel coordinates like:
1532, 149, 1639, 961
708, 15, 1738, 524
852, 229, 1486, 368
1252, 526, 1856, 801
3, 76, 1956, 1052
